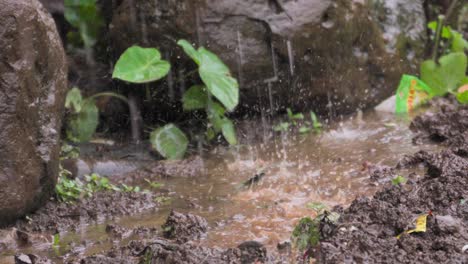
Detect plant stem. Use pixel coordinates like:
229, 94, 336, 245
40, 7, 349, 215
431, 0, 459, 62
88, 92, 129, 103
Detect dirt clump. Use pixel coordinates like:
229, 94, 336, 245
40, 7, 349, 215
318, 99, 468, 263
162, 210, 208, 242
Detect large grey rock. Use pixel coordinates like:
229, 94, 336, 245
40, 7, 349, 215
0, 0, 67, 226
108, 0, 427, 116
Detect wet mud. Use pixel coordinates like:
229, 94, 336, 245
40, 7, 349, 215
319, 97, 468, 263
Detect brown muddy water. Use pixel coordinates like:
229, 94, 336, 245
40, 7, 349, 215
0, 110, 441, 263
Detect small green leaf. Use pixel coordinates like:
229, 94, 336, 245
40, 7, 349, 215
67, 99, 99, 142
306, 202, 327, 213
421, 52, 467, 96
310, 111, 323, 130
65, 87, 83, 113
112, 46, 170, 83
221, 118, 237, 145
299, 126, 311, 134
150, 124, 188, 160
451, 31, 468, 53
392, 175, 408, 185
182, 85, 208, 110
206, 101, 226, 133
273, 122, 290, 132
457, 90, 468, 104
64, 0, 103, 48
177, 39, 201, 65
427, 21, 452, 39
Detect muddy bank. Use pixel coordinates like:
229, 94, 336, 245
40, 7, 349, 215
14, 191, 159, 234
319, 98, 468, 263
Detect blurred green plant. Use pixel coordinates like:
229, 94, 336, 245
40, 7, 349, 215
396, 7, 468, 112
273, 109, 322, 134
64, 0, 103, 49
391, 175, 408, 186
291, 211, 340, 253
55, 173, 141, 202
64, 87, 127, 142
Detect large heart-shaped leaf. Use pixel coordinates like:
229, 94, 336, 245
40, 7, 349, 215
421, 52, 467, 96
198, 48, 239, 111
150, 124, 188, 160
67, 99, 99, 142
182, 85, 207, 111
177, 40, 239, 111
112, 46, 170, 83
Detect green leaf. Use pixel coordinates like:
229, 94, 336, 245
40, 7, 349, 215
221, 118, 237, 145
392, 175, 408, 185
177, 39, 201, 65
427, 21, 452, 39
67, 99, 99, 142
64, 0, 102, 48
299, 126, 311, 134
306, 202, 327, 213
206, 101, 226, 133
177, 40, 239, 111
310, 111, 323, 130
421, 52, 467, 96
150, 124, 188, 160
457, 91, 468, 104
65, 87, 83, 113
182, 85, 208, 110
112, 46, 170, 83
451, 31, 468, 53
198, 48, 239, 111
273, 122, 290, 132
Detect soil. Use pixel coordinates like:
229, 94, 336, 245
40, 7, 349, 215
6, 97, 467, 264
15, 192, 159, 234
318, 97, 468, 263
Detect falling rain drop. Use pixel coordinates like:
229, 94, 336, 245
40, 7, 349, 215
286, 40, 294, 76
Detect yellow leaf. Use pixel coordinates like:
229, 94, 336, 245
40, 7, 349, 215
396, 214, 428, 239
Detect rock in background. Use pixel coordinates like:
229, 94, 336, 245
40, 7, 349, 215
107, 0, 427, 117
0, 0, 67, 226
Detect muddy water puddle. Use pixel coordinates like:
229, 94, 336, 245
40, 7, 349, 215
0, 110, 440, 262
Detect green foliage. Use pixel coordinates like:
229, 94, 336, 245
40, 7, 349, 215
456, 91, 468, 104
291, 212, 339, 252
108, 40, 239, 159
420, 52, 467, 96
150, 124, 189, 160
55, 173, 141, 202
64, 0, 103, 49
144, 179, 164, 189
396, 20, 468, 112
273, 109, 323, 134
112, 46, 171, 83
428, 21, 468, 53
178, 40, 239, 112
292, 217, 320, 251
306, 202, 327, 214
178, 40, 239, 145
182, 85, 208, 110
65, 88, 127, 142
392, 175, 408, 185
